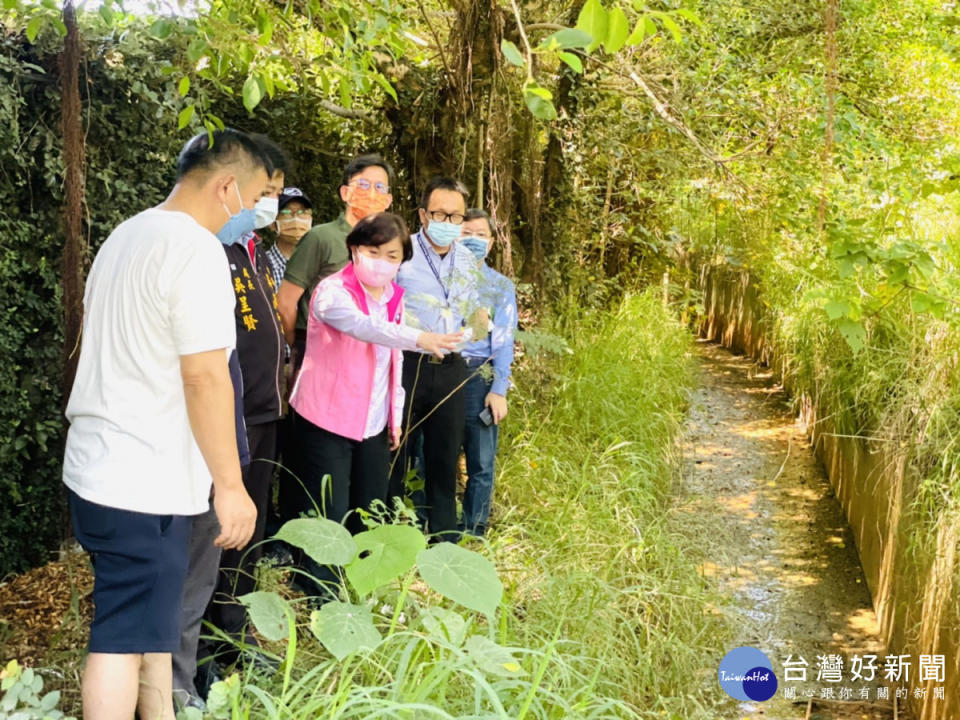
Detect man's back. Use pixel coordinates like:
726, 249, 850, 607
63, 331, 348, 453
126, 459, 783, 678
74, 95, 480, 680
64, 208, 236, 516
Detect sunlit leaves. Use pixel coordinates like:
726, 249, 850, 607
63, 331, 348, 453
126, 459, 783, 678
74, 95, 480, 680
242, 74, 262, 112
276, 517, 358, 567
240, 591, 292, 642
524, 82, 557, 121
576, 0, 608, 54
344, 524, 425, 597
149, 17, 173, 40
604, 7, 629, 54
309, 602, 381, 660
540, 28, 592, 50
177, 104, 195, 129
500, 39, 525, 67
25, 14, 42, 42
557, 51, 583, 73
416, 543, 503, 617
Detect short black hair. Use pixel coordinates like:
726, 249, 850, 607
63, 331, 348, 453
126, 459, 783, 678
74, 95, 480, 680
346, 212, 413, 263
251, 133, 292, 177
342, 154, 395, 188
464, 208, 495, 235
420, 176, 469, 209
176, 128, 274, 181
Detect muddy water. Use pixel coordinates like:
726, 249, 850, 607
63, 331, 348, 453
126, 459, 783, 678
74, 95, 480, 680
678, 341, 908, 720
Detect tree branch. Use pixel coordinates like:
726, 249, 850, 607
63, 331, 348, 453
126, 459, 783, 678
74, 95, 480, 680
319, 100, 371, 119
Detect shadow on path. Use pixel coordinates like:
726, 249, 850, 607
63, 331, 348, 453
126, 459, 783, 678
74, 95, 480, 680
677, 341, 907, 720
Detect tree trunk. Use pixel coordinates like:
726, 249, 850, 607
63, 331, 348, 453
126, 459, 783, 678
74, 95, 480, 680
60, 0, 87, 405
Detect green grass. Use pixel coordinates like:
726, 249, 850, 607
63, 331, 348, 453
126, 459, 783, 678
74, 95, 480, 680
11, 291, 730, 720
217, 291, 728, 720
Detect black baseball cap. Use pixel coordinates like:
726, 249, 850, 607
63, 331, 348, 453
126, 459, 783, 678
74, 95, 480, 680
278, 187, 312, 210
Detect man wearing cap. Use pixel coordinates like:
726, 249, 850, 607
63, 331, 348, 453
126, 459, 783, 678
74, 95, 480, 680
264, 187, 312, 291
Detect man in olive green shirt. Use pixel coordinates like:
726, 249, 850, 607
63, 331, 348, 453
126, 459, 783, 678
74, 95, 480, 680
277, 154, 396, 352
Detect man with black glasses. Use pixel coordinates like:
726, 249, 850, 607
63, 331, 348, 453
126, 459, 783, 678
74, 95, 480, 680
391, 176, 484, 542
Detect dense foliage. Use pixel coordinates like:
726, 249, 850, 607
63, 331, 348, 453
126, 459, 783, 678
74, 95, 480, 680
4, 0, 960, 679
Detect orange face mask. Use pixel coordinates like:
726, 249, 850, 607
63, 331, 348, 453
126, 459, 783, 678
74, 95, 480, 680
347, 188, 392, 220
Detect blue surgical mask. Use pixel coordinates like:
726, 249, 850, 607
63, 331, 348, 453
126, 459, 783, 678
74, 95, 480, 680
217, 182, 257, 245
425, 221, 461, 248
461, 235, 489, 261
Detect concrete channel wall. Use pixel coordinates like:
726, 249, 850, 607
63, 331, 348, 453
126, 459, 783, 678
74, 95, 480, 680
697, 265, 960, 720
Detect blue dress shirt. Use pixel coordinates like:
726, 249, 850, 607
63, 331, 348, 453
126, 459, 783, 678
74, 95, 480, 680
461, 263, 517, 396
397, 230, 483, 339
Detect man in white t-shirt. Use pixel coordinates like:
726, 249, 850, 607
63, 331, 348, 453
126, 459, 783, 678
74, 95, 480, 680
63, 128, 268, 720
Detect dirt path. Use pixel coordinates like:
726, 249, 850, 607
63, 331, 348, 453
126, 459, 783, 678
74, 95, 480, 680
678, 341, 907, 720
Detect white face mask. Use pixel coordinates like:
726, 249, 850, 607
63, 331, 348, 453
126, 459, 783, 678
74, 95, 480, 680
254, 197, 279, 229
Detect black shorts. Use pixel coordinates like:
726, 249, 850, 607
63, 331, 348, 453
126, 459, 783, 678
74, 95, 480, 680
69, 490, 191, 654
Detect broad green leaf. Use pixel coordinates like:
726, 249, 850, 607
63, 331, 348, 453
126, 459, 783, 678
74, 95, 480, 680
239, 591, 291, 642
186, 38, 207, 63
309, 602, 381, 660
911, 292, 932, 314
835, 318, 866, 354
557, 51, 583, 73
419, 607, 468, 646
500, 39, 525, 67
541, 28, 592, 49
416, 543, 503, 617
99, 5, 114, 23
177, 105, 195, 130
626, 17, 647, 45
206, 113, 226, 131
257, 10, 274, 45
374, 72, 398, 102
178, 76, 190, 97
652, 12, 682, 42
644, 16, 658, 37
674, 8, 704, 26
604, 7, 630, 53
39, 690, 60, 712
242, 75, 262, 112
149, 18, 173, 40
823, 299, 849, 320
25, 15, 43, 43
527, 84, 553, 100
576, 0, 609, 54
524, 91, 557, 121
275, 517, 358, 567
913, 252, 935, 279
345, 524, 426, 597
465, 635, 526, 677
181, 706, 204, 720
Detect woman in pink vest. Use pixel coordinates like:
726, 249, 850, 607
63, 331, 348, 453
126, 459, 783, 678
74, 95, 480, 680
288, 213, 460, 597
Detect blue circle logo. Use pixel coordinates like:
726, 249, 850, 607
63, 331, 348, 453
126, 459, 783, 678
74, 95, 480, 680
718, 647, 778, 702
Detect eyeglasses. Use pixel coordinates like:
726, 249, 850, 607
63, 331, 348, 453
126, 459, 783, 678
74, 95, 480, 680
426, 210, 465, 225
350, 178, 391, 195
279, 208, 313, 217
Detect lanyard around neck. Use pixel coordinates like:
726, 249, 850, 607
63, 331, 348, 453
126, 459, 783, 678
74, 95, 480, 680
417, 231, 454, 304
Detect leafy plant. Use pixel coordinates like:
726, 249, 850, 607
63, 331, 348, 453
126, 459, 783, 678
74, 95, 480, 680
0, 660, 74, 720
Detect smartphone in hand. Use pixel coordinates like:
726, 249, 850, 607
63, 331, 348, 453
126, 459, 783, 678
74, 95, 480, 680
478, 407, 494, 426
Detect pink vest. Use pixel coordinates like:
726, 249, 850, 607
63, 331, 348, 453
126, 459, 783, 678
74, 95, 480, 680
290, 263, 405, 442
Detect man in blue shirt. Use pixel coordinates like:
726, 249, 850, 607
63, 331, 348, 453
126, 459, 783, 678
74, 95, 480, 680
392, 177, 483, 542
458, 209, 517, 536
